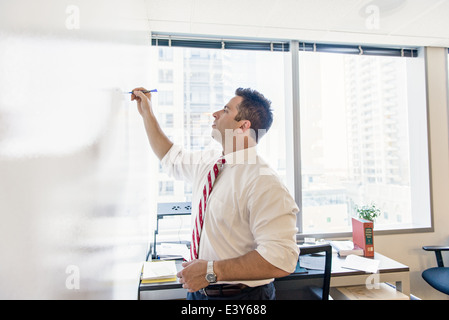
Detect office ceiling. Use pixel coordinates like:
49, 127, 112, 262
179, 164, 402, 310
143, 0, 449, 47
1, 0, 449, 47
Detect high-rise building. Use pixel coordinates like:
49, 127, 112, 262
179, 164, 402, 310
153, 47, 231, 203
344, 55, 412, 225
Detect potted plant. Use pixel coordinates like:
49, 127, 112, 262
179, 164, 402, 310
355, 203, 381, 222
352, 203, 380, 257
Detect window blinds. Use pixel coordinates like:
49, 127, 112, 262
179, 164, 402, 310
152, 33, 418, 57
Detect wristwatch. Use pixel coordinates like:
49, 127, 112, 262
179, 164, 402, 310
205, 261, 217, 284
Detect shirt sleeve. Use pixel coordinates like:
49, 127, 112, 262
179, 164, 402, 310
248, 178, 300, 274
160, 144, 221, 184
160, 144, 198, 183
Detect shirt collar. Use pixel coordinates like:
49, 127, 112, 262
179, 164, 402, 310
223, 146, 258, 167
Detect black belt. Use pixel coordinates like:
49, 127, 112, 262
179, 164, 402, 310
200, 284, 248, 297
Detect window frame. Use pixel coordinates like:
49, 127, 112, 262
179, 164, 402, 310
151, 34, 433, 239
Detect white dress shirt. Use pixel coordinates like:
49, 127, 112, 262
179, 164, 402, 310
161, 144, 299, 287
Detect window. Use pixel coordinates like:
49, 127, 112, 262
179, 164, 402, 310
159, 69, 173, 83
151, 35, 432, 237
159, 181, 174, 196
298, 51, 430, 234
151, 46, 290, 207
159, 48, 173, 61
162, 113, 173, 128
150, 44, 290, 243
159, 91, 174, 105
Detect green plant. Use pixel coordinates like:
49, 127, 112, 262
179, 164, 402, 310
355, 203, 381, 222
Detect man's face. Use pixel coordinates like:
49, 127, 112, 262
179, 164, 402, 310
211, 95, 243, 145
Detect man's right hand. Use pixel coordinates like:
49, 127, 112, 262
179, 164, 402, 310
130, 86, 173, 161
131, 87, 153, 118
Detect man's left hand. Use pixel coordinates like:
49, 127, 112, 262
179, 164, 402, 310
177, 259, 209, 292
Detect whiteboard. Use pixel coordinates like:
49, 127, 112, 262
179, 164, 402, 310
0, 32, 157, 299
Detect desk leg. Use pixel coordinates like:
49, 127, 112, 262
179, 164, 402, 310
394, 276, 410, 297
396, 281, 403, 293
383, 272, 410, 297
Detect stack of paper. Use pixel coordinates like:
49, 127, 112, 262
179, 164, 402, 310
330, 240, 363, 257
141, 260, 177, 284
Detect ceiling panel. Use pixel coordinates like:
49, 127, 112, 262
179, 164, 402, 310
145, 0, 194, 22
145, 0, 449, 46
3, 0, 447, 47
331, 0, 448, 35
264, 0, 365, 30
190, 0, 277, 27
389, 0, 449, 38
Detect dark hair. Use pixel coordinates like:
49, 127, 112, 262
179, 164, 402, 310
234, 88, 273, 142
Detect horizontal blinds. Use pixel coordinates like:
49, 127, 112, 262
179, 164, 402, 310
298, 42, 417, 57
152, 34, 418, 58
151, 38, 289, 52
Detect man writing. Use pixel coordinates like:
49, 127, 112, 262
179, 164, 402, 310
132, 87, 299, 300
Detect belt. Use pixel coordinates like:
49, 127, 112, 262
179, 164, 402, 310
200, 284, 248, 297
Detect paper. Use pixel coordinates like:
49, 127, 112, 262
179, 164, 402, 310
299, 255, 327, 271
157, 243, 190, 260
341, 254, 380, 273
141, 260, 177, 280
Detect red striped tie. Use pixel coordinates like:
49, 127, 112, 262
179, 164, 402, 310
190, 156, 226, 260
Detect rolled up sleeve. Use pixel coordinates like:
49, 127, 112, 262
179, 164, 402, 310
161, 144, 222, 184
160, 144, 200, 183
161, 144, 188, 180
248, 180, 300, 274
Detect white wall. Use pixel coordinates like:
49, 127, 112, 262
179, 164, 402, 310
374, 47, 449, 300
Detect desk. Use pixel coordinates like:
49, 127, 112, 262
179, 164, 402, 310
138, 252, 410, 300
330, 252, 410, 297
139, 261, 186, 300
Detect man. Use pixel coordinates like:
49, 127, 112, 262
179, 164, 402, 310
132, 87, 299, 300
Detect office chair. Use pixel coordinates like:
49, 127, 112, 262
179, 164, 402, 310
299, 244, 332, 300
275, 243, 332, 300
422, 246, 449, 295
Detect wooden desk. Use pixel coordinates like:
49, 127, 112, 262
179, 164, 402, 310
138, 252, 410, 300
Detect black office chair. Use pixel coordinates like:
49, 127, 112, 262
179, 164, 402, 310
422, 246, 449, 295
300, 244, 332, 300
275, 243, 332, 300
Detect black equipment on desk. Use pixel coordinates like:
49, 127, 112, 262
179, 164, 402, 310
150, 202, 192, 260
